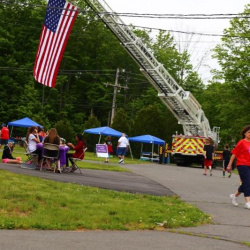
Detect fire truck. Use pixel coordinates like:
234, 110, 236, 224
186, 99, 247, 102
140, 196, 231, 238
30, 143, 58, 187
84, 0, 220, 166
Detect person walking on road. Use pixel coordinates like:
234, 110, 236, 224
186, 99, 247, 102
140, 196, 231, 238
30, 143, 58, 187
222, 144, 231, 178
203, 139, 214, 176
227, 125, 250, 209
117, 133, 129, 164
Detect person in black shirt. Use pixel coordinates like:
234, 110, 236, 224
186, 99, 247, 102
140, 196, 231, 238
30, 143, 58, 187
2, 141, 22, 164
203, 139, 214, 176
222, 144, 231, 177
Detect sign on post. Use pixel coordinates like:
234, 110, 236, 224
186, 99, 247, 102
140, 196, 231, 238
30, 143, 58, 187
96, 144, 108, 158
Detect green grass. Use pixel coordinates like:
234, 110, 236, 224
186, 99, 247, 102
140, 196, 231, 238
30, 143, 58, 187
84, 151, 151, 164
76, 161, 130, 172
12, 145, 149, 172
0, 170, 211, 230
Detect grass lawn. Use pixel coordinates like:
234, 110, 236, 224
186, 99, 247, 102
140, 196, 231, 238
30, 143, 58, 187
0, 170, 211, 230
1, 145, 212, 230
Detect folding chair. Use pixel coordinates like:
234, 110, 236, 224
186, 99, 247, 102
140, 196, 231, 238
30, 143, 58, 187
40, 143, 60, 173
23, 140, 38, 164
69, 147, 87, 174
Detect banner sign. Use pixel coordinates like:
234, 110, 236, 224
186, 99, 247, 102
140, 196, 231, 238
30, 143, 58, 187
96, 144, 108, 158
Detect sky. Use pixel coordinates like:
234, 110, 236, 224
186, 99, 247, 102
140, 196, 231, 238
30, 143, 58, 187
102, 0, 249, 83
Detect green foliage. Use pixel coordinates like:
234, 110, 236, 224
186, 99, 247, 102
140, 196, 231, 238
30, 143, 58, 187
112, 108, 130, 135
83, 114, 101, 151
54, 120, 75, 143
83, 114, 101, 130
210, 4, 250, 145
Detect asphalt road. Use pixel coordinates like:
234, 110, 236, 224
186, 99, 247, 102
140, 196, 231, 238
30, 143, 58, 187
0, 162, 249, 250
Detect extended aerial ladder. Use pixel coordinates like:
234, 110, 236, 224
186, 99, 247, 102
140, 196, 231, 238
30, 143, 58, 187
84, 0, 220, 146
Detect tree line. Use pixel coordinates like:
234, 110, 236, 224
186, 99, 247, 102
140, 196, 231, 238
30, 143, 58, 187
0, 0, 249, 153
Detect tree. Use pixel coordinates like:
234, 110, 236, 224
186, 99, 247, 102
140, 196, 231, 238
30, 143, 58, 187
210, 4, 250, 143
213, 4, 250, 93
112, 108, 130, 135
54, 119, 75, 143
83, 114, 101, 151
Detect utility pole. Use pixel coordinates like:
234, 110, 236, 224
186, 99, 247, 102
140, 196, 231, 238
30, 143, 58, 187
104, 68, 129, 126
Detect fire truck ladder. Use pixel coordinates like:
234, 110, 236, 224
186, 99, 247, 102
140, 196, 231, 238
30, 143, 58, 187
84, 0, 218, 140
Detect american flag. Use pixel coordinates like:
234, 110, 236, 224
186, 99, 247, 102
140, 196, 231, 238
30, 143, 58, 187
33, 0, 78, 88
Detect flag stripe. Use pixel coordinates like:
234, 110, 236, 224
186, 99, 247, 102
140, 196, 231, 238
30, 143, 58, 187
33, 1, 78, 88
49, 4, 75, 86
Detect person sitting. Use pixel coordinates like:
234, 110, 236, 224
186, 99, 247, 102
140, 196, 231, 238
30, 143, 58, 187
26, 126, 42, 165
66, 134, 86, 172
38, 127, 46, 142
43, 128, 60, 169
2, 141, 23, 164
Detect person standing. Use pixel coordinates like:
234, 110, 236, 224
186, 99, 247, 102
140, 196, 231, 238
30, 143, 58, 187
227, 125, 250, 209
222, 144, 231, 178
0, 123, 9, 148
104, 136, 113, 163
117, 133, 129, 164
203, 139, 214, 176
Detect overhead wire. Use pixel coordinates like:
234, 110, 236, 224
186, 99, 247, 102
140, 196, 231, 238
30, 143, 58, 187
101, 11, 250, 19
1, 0, 249, 18
1, 0, 249, 38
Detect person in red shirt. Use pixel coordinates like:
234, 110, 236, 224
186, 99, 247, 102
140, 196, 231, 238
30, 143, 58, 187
227, 125, 250, 209
0, 123, 9, 148
66, 134, 86, 172
203, 139, 214, 176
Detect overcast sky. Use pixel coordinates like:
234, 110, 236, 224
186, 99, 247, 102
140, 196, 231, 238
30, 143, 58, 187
103, 0, 249, 83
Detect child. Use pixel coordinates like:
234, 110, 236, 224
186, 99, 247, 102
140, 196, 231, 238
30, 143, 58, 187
2, 141, 22, 164
222, 144, 231, 177
104, 136, 113, 163
203, 139, 214, 176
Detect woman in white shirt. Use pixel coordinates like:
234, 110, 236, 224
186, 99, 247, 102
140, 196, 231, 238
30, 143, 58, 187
25, 126, 42, 163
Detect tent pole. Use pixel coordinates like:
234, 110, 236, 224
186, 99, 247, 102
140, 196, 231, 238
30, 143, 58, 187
139, 143, 143, 159
98, 134, 101, 144
10, 126, 13, 138
128, 141, 133, 160
151, 143, 154, 162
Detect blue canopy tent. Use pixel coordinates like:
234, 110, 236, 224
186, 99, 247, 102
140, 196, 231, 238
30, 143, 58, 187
84, 126, 122, 143
84, 126, 131, 158
8, 117, 43, 137
129, 134, 165, 161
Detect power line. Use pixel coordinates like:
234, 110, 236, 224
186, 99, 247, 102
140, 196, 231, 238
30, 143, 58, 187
0, 67, 147, 82
1, 0, 249, 38
101, 12, 250, 19
1, 0, 249, 19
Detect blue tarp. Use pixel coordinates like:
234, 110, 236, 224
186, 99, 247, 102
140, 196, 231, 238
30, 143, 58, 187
8, 117, 43, 128
129, 134, 165, 145
84, 126, 122, 137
